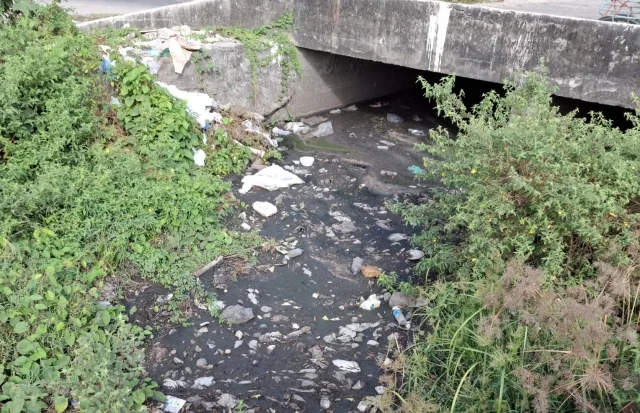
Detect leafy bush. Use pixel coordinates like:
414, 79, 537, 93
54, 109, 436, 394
391, 75, 640, 412
0, 4, 259, 411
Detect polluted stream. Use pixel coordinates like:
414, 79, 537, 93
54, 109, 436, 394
128, 93, 443, 413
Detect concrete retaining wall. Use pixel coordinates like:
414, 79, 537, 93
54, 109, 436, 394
294, 0, 640, 108
78, 0, 293, 32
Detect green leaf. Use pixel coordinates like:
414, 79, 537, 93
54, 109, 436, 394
14, 321, 28, 334
6, 398, 25, 413
16, 339, 36, 355
100, 311, 111, 326
64, 332, 76, 347
54, 396, 68, 413
132, 390, 145, 404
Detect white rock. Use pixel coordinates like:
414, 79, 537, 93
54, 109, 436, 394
234, 340, 244, 348
407, 249, 425, 260
299, 156, 315, 167
192, 376, 214, 388
332, 359, 361, 373
367, 340, 379, 347
252, 202, 278, 218
235, 330, 243, 339
388, 233, 409, 242
241, 222, 251, 231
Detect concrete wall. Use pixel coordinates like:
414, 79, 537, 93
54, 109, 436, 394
294, 0, 640, 108
287, 48, 417, 117
77, 0, 293, 31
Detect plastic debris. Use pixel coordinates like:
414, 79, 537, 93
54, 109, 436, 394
377, 145, 389, 150
156, 82, 218, 128
351, 257, 364, 275
163, 396, 187, 413
344, 105, 358, 111
329, 109, 342, 114
167, 36, 201, 74
193, 256, 223, 277
359, 294, 381, 310
409, 129, 425, 136
287, 248, 304, 259
386, 113, 404, 123
388, 233, 409, 242
252, 201, 278, 218
408, 165, 425, 175
240, 165, 305, 194
193, 148, 206, 166
369, 101, 388, 108
310, 121, 334, 138
407, 249, 425, 260
272, 127, 291, 136
242, 119, 261, 134
392, 306, 408, 326
299, 156, 315, 167
380, 170, 397, 177
285, 122, 310, 134
379, 140, 395, 147
361, 265, 382, 279
333, 359, 361, 373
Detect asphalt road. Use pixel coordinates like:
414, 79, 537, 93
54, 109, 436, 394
38, 0, 191, 15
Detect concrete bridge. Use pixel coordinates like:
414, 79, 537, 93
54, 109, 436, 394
80, 0, 640, 114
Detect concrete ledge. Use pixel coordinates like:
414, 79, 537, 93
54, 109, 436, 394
294, 0, 640, 108
78, 0, 293, 32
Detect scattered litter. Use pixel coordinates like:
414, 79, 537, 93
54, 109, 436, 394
409, 128, 425, 136
359, 294, 381, 310
272, 127, 291, 136
299, 156, 315, 167
408, 165, 425, 175
344, 105, 358, 111
412, 115, 423, 122
167, 36, 201, 74
351, 257, 364, 275
240, 165, 305, 194
248, 292, 259, 305
380, 170, 397, 177
193, 255, 223, 277
377, 145, 389, 150
220, 305, 255, 324
241, 223, 251, 231
369, 102, 388, 108
332, 359, 361, 373
386, 113, 404, 123
392, 306, 408, 326
310, 121, 334, 138
376, 386, 387, 395
192, 377, 214, 388
156, 82, 218, 128
109, 96, 120, 106
285, 122, 310, 134
388, 233, 409, 242
192, 148, 206, 166
329, 109, 342, 114
163, 396, 187, 413
361, 265, 382, 279
242, 119, 261, 134
301, 115, 328, 125
407, 249, 425, 260
252, 201, 278, 218
287, 248, 304, 259
379, 140, 395, 147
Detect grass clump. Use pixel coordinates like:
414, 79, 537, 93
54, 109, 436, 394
0, 3, 259, 411
389, 75, 640, 412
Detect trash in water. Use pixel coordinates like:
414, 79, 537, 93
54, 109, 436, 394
332, 359, 361, 373
285, 122, 310, 134
361, 265, 382, 279
408, 165, 425, 175
369, 101, 388, 108
377, 145, 389, 150
344, 105, 358, 111
193, 148, 206, 166
351, 257, 364, 275
242, 119, 261, 134
412, 115, 423, 122
272, 127, 291, 136
252, 201, 278, 218
392, 306, 408, 326
287, 248, 304, 259
240, 165, 305, 194
407, 249, 425, 260
359, 294, 381, 310
409, 129, 425, 136
386, 113, 404, 123
310, 121, 334, 138
163, 395, 187, 413
329, 109, 342, 114
299, 156, 315, 167
388, 233, 408, 242
380, 170, 397, 177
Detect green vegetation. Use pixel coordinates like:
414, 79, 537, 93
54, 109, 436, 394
0, 3, 260, 411
389, 75, 640, 412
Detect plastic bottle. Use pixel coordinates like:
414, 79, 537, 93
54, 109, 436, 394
392, 306, 407, 326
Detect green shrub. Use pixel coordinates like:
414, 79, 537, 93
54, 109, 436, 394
391, 75, 640, 412
0, 4, 259, 411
